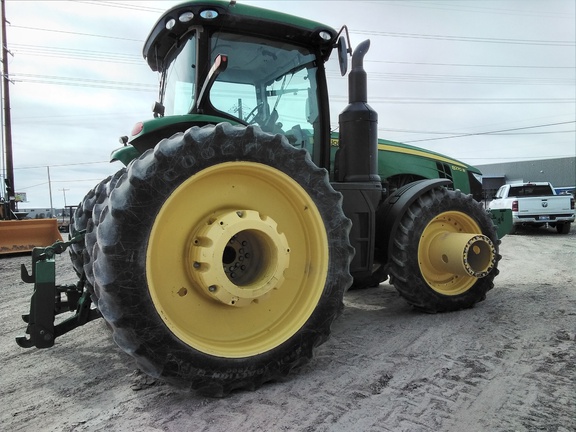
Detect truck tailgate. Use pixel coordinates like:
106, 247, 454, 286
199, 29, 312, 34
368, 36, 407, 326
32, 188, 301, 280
518, 196, 572, 216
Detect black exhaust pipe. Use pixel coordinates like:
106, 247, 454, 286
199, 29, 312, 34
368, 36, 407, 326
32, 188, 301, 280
336, 39, 380, 183
333, 40, 382, 278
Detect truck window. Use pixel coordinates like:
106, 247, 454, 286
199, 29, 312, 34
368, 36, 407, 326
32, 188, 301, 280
508, 185, 554, 197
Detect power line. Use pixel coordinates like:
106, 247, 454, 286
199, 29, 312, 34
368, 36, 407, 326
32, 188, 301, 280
11, 43, 142, 65
9, 25, 143, 42
366, 60, 576, 70
14, 161, 111, 170
326, 71, 575, 86
16, 43, 574, 85
384, 0, 574, 20
75, 0, 166, 13
10, 16, 574, 50
328, 95, 576, 104
17, 178, 110, 190
379, 127, 575, 136
351, 29, 575, 46
11, 73, 156, 92
403, 121, 576, 143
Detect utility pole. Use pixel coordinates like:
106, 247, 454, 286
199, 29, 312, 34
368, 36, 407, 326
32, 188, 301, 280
59, 187, 69, 208
47, 166, 54, 217
1, 0, 15, 216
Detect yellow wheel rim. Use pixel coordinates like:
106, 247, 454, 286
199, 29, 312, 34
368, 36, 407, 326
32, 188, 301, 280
146, 162, 329, 358
418, 210, 494, 296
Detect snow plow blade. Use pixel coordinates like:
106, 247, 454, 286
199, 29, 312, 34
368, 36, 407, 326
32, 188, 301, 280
0, 219, 63, 255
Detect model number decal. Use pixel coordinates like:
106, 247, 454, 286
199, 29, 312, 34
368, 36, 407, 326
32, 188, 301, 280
452, 165, 466, 173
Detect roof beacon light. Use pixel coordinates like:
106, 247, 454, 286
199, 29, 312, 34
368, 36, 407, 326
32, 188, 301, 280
319, 31, 332, 41
179, 11, 194, 23
200, 9, 218, 20
165, 18, 176, 30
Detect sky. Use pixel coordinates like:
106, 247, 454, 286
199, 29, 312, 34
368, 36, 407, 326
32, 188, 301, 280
1, 0, 574, 210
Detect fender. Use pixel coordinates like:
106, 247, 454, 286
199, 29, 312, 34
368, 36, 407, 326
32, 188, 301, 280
375, 178, 452, 263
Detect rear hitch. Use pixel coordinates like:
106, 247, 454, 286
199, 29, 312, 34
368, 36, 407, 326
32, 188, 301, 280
16, 231, 101, 349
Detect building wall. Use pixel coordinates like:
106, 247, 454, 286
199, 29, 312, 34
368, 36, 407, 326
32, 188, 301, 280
476, 157, 576, 199
476, 157, 575, 187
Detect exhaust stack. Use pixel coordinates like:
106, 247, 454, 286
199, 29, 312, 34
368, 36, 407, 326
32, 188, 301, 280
336, 39, 380, 183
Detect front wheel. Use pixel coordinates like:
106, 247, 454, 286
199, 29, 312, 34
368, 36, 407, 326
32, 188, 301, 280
89, 123, 353, 396
389, 188, 500, 313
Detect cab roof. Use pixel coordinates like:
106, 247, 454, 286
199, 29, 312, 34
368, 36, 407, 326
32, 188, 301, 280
143, 0, 338, 72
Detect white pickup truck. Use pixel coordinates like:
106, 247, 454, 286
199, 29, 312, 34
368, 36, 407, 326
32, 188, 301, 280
488, 182, 575, 234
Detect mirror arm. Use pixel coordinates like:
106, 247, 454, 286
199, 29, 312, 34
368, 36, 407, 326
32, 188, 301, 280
194, 54, 228, 113
335, 25, 353, 55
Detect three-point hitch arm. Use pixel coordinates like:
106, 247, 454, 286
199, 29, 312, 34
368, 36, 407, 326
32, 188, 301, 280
16, 231, 101, 349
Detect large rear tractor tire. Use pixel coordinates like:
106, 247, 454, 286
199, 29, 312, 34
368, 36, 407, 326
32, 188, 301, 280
88, 123, 353, 396
69, 169, 125, 302
389, 188, 500, 313
69, 176, 112, 278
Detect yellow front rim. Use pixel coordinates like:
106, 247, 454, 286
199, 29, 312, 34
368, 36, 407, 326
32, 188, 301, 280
146, 162, 329, 358
418, 210, 493, 296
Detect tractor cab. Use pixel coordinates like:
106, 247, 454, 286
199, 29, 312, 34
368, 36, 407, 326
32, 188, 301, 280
127, 1, 340, 169
165, 32, 318, 151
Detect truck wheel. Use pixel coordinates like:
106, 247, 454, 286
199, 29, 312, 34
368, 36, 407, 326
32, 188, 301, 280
389, 188, 500, 313
556, 222, 571, 234
89, 123, 353, 396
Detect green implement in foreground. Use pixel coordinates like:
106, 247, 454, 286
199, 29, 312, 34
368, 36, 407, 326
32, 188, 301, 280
16, 232, 100, 349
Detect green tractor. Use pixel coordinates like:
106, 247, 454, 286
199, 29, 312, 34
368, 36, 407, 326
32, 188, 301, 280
17, 0, 504, 396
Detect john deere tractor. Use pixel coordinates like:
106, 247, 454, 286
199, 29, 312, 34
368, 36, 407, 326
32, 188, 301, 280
17, 0, 503, 396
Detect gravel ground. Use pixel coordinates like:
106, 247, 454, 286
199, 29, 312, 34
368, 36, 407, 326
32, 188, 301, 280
1, 224, 575, 432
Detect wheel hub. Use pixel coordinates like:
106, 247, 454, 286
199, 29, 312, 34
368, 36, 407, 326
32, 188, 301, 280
418, 210, 496, 295
189, 210, 290, 307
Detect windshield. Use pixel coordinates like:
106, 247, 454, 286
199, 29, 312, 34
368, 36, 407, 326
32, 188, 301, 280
163, 34, 197, 115
210, 33, 320, 154
163, 31, 322, 157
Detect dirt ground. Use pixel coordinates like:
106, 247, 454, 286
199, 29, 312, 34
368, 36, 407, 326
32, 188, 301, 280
1, 224, 575, 432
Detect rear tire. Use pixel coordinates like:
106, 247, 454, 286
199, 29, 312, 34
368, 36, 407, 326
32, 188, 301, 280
69, 175, 113, 277
88, 123, 353, 396
389, 188, 500, 313
556, 222, 571, 234
69, 169, 125, 301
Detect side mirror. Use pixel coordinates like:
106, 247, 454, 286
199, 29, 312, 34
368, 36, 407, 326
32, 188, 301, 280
337, 37, 348, 76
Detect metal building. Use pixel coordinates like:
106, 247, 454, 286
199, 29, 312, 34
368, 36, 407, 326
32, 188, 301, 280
476, 157, 576, 200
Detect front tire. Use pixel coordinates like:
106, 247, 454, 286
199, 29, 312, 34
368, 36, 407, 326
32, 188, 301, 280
389, 188, 500, 313
89, 123, 353, 396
